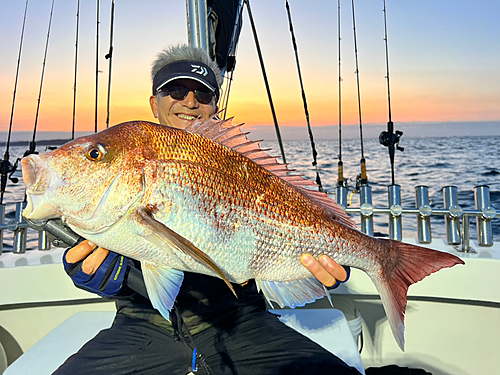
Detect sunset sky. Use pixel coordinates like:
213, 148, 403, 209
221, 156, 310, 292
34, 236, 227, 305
0, 0, 499, 141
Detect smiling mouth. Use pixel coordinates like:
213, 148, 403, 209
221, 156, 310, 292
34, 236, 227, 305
176, 114, 198, 121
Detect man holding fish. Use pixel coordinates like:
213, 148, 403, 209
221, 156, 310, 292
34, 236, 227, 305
53, 44, 359, 374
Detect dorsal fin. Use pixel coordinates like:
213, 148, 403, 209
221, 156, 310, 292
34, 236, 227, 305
185, 115, 357, 229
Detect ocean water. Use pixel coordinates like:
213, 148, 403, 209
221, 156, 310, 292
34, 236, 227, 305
262, 135, 500, 242
1, 135, 499, 251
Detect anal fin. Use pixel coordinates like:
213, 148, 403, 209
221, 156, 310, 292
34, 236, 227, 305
256, 277, 330, 309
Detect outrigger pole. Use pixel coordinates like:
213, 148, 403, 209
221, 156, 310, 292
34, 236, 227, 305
285, 0, 323, 192
0, 0, 29, 204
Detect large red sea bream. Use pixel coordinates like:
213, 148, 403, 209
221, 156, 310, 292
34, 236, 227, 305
21, 117, 464, 350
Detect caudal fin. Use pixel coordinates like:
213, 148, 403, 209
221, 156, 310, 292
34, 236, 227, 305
371, 240, 464, 351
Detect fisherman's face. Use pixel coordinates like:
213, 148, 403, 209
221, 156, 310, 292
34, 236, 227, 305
149, 79, 218, 129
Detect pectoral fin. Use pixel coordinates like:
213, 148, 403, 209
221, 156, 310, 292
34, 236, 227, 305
141, 262, 184, 320
138, 206, 236, 297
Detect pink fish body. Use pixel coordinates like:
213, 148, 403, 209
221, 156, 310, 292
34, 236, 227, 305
21, 118, 464, 350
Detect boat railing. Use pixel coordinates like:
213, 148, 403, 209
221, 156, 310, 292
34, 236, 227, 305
0, 185, 498, 255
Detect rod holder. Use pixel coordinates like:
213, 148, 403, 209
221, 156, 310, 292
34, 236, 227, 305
359, 185, 374, 236
388, 185, 402, 240
442, 186, 462, 246
474, 185, 496, 247
415, 185, 432, 244
13, 202, 27, 253
38, 230, 51, 251
0, 204, 4, 255
336, 185, 347, 209
461, 214, 472, 252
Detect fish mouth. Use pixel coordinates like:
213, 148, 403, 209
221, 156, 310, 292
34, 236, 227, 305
21, 155, 64, 220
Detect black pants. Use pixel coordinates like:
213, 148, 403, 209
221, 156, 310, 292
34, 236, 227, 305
54, 311, 360, 375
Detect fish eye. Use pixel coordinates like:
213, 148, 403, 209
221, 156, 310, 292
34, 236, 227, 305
86, 144, 107, 162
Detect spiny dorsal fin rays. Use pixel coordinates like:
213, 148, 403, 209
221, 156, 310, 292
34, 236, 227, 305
138, 206, 237, 298
185, 115, 357, 229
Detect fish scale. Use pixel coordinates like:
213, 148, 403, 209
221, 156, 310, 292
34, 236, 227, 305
21, 118, 464, 350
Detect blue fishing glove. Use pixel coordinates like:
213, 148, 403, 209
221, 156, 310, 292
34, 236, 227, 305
63, 249, 129, 298
327, 266, 351, 290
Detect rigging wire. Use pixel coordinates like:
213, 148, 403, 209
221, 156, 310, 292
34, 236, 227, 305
221, 0, 245, 120
244, 0, 287, 164
221, 69, 235, 119
351, 0, 368, 186
337, 0, 345, 188
1, 0, 29, 204
379, 0, 404, 185
285, 0, 323, 191
26, 0, 55, 158
71, 0, 80, 140
105, 0, 115, 129
95, 0, 100, 133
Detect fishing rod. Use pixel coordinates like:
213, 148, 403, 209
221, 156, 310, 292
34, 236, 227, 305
379, 0, 404, 186
244, 0, 287, 164
105, 0, 115, 129
351, 0, 373, 235
95, 0, 100, 133
350, 0, 368, 188
25, 0, 55, 159
71, 0, 80, 140
0, 0, 29, 205
335, 0, 348, 208
285, 0, 323, 192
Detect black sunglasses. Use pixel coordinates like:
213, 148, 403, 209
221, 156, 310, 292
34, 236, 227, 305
159, 85, 215, 105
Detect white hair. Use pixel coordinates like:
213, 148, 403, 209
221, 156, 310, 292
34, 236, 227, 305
151, 44, 223, 88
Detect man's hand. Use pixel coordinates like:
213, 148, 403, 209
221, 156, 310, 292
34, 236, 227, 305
63, 240, 128, 297
300, 253, 349, 288
65, 240, 110, 274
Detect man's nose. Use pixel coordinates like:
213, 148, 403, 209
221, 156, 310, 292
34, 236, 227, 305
181, 91, 198, 108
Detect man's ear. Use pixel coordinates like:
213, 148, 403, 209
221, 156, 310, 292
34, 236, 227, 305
149, 95, 158, 119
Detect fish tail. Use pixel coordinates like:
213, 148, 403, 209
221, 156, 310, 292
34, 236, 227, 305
372, 240, 464, 351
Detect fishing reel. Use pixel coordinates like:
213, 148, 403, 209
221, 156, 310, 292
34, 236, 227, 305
0, 157, 20, 185
379, 128, 404, 153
